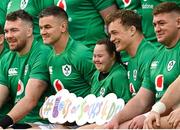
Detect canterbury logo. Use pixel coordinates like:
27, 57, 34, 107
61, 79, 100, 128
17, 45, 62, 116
8, 68, 18, 76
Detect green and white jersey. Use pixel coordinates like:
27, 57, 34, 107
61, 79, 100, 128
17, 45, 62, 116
91, 62, 131, 103
116, 0, 141, 14
142, 40, 180, 102
128, 38, 157, 97
0, 39, 53, 124
54, 0, 115, 50
48, 36, 96, 98
6, 0, 54, 39
0, 0, 9, 28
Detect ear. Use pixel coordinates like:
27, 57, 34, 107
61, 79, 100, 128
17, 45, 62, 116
60, 21, 68, 33
176, 16, 180, 29
27, 27, 33, 37
129, 26, 136, 37
0, 34, 5, 45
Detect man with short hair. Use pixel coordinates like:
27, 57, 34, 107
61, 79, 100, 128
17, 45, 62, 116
38, 5, 96, 129
39, 6, 95, 99
0, 10, 54, 129
106, 2, 180, 129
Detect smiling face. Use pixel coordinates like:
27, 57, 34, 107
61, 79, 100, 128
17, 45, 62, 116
93, 44, 115, 73
39, 15, 67, 45
153, 12, 180, 47
108, 19, 132, 52
4, 18, 31, 52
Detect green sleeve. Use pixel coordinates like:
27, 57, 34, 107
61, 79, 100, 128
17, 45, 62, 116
77, 50, 96, 86
0, 0, 9, 27
111, 68, 131, 103
29, 46, 51, 83
92, 0, 116, 11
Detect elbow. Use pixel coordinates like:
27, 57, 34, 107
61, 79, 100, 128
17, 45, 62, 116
24, 96, 39, 109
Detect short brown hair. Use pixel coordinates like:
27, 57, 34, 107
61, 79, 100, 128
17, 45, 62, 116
153, 2, 180, 15
106, 9, 142, 32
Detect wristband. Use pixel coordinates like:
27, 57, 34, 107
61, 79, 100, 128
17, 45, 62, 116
151, 101, 166, 114
0, 115, 14, 129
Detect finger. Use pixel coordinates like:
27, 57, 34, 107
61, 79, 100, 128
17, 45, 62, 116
155, 114, 160, 127
128, 121, 136, 129
173, 120, 180, 128
148, 119, 154, 129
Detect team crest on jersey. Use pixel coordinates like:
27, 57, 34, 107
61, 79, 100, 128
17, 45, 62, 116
53, 79, 64, 92
56, 0, 67, 11
17, 80, 24, 96
62, 64, 71, 76
155, 75, 164, 91
100, 87, 105, 96
122, 0, 131, 7
167, 60, 176, 72
133, 69, 137, 81
20, 0, 29, 9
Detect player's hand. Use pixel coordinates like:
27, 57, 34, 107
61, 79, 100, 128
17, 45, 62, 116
128, 114, 146, 129
143, 111, 160, 129
39, 97, 48, 119
167, 108, 180, 128
105, 115, 120, 129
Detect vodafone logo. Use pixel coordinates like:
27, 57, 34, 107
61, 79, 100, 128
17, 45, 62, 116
57, 0, 67, 11
17, 80, 24, 96
129, 83, 136, 96
155, 75, 164, 91
53, 79, 64, 92
122, 0, 131, 7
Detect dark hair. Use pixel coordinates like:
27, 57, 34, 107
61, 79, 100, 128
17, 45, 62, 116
6, 10, 33, 27
0, 25, 3, 34
106, 9, 142, 32
153, 2, 180, 15
96, 38, 123, 65
39, 6, 68, 21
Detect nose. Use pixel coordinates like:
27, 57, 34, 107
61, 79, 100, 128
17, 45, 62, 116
110, 35, 115, 42
40, 27, 47, 35
93, 56, 98, 63
5, 31, 13, 40
154, 24, 161, 33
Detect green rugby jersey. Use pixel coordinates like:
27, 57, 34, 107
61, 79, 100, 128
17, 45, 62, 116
128, 38, 157, 97
0, 39, 54, 124
143, 40, 180, 101
91, 62, 131, 103
48, 36, 96, 98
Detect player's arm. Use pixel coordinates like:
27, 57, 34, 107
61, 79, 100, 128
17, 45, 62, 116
106, 87, 154, 128
99, 4, 117, 23
0, 78, 48, 128
160, 75, 180, 110
0, 84, 9, 108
